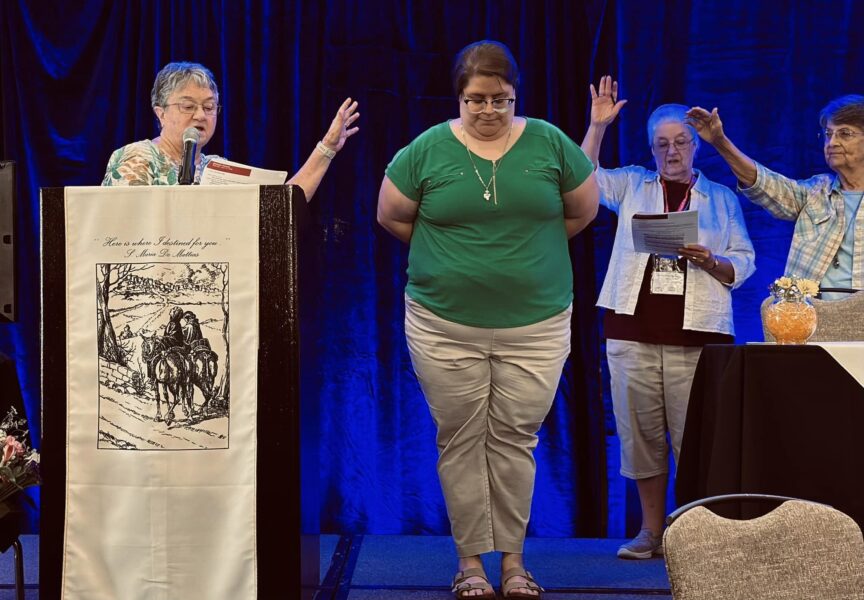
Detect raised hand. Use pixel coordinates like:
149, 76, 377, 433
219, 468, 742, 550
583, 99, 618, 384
685, 106, 725, 145
589, 75, 627, 127
321, 98, 360, 152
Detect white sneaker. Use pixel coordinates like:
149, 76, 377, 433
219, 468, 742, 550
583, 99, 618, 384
617, 528, 664, 559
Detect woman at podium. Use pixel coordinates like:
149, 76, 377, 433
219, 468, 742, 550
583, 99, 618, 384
101, 61, 358, 199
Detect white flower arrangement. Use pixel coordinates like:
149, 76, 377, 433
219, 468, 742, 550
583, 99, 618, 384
770, 276, 820, 301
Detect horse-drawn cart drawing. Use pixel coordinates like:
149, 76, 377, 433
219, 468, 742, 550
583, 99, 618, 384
96, 261, 230, 450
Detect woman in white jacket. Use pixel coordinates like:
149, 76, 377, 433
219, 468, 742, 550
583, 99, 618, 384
582, 76, 755, 559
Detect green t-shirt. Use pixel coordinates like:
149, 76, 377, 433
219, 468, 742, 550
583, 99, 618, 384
386, 118, 594, 328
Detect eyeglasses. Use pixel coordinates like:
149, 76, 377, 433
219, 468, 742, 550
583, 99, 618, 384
462, 97, 516, 114
165, 101, 221, 116
819, 128, 864, 142
652, 138, 694, 153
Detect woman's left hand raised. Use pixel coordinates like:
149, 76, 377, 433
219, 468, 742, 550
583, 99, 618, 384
321, 98, 360, 153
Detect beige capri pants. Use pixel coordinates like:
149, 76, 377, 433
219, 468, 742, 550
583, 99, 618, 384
606, 339, 702, 479
404, 296, 572, 557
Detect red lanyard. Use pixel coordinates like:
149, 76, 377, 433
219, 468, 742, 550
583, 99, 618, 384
661, 176, 696, 213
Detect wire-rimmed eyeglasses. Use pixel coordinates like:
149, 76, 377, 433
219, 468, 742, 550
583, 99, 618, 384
164, 101, 222, 116
462, 97, 516, 114
652, 138, 694, 153
818, 128, 864, 143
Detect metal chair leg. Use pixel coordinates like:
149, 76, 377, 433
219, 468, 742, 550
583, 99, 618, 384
12, 537, 23, 600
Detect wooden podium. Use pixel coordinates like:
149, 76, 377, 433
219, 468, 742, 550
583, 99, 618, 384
40, 185, 319, 599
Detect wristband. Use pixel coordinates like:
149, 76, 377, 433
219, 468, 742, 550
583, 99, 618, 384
316, 141, 336, 160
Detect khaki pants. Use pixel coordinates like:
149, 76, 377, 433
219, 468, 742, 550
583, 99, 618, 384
606, 339, 702, 479
405, 296, 571, 556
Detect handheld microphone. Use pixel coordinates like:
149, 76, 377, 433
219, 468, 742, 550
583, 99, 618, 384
178, 127, 200, 185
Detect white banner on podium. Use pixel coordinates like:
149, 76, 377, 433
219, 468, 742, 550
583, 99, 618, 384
62, 186, 259, 599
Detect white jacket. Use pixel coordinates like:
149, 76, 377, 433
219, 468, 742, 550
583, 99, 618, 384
596, 166, 755, 336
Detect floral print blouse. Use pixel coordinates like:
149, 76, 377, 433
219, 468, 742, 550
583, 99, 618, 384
101, 140, 220, 186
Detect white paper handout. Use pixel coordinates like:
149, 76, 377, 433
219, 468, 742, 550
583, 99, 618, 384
200, 158, 288, 185
632, 210, 699, 255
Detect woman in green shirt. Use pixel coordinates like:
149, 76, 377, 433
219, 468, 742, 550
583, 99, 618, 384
378, 41, 598, 600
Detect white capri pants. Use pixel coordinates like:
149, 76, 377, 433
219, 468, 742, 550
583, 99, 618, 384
606, 339, 702, 479
405, 296, 572, 557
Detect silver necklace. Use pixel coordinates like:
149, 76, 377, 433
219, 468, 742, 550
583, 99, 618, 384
461, 121, 514, 205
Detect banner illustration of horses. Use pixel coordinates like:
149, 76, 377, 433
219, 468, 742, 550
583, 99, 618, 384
96, 261, 230, 450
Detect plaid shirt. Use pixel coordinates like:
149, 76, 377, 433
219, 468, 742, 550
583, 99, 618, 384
741, 162, 864, 288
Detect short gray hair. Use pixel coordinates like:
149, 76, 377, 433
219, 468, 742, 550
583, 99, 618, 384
647, 103, 700, 152
819, 95, 864, 130
150, 62, 219, 108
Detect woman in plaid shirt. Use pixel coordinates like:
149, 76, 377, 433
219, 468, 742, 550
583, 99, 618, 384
687, 97, 864, 300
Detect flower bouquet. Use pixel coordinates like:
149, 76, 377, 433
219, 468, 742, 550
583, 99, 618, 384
0, 407, 40, 518
765, 275, 820, 344
769, 276, 820, 300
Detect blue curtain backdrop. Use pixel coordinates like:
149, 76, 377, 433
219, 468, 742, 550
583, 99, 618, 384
1, 0, 862, 536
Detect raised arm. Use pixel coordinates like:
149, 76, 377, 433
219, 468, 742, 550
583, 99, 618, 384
377, 176, 419, 244
685, 107, 757, 187
580, 75, 628, 167
287, 97, 360, 201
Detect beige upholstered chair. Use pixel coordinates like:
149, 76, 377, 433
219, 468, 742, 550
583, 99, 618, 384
760, 290, 864, 342
663, 494, 864, 599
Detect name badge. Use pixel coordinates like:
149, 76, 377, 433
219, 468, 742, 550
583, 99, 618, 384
650, 270, 685, 295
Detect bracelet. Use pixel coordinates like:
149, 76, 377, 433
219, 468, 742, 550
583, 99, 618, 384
315, 141, 336, 160
706, 256, 720, 271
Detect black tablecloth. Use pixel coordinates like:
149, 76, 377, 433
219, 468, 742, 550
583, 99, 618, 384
676, 344, 864, 528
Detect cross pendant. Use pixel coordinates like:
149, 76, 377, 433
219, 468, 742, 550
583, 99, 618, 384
483, 190, 491, 202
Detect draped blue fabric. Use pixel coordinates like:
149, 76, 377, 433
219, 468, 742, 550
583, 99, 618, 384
1, 0, 862, 537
